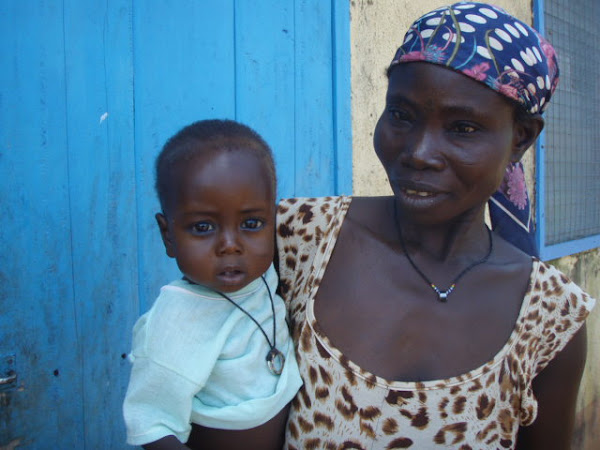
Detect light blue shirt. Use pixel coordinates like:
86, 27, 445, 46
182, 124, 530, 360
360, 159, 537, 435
123, 265, 302, 445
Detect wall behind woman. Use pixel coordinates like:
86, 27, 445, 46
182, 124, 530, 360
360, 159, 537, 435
349, 1, 599, 449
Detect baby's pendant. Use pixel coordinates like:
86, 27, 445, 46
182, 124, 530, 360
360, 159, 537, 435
266, 348, 285, 375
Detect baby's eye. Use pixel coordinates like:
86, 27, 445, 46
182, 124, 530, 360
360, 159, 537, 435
241, 218, 264, 230
191, 222, 214, 235
388, 108, 411, 122
452, 122, 478, 134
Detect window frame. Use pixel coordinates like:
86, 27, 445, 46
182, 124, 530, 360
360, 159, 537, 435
534, 0, 600, 260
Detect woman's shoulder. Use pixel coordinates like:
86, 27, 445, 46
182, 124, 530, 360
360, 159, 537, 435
530, 259, 596, 316
277, 195, 391, 226
276, 196, 352, 237
276, 195, 397, 248
516, 259, 596, 347
277, 195, 350, 216
516, 258, 596, 375
275, 196, 355, 309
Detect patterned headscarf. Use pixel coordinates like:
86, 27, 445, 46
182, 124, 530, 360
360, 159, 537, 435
389, 2, 560, 256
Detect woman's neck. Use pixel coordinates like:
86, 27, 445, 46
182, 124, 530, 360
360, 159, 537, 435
392, 200, 491, 263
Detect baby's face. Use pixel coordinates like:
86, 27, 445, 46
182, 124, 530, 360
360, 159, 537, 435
158, 149, 275, 293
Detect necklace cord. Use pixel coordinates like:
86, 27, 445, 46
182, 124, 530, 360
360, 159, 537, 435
211, 275, 277, 352
262, 275, 277, 350
393, 200, 493, 301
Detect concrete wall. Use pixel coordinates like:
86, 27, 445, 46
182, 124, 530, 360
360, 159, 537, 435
349, 1, 599, 448
550, 250, 600, 449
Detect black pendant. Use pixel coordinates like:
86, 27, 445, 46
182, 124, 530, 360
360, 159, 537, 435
432, 283, 455, 303
266, 348, 285, 375
437, 291, 450, 302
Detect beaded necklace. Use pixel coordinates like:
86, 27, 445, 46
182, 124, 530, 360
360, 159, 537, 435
394, 202, 493, 302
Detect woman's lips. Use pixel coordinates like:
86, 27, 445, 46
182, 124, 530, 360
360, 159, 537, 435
392, 177, 443, 195
404, 188, 437, 197
395, 183, 447, 207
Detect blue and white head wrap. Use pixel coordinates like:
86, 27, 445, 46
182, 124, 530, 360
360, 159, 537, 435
390, 2, 559, 115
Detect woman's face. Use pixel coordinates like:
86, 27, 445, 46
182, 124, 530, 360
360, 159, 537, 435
374, 62, 523, 226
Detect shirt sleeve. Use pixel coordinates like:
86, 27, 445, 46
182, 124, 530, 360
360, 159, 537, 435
519, 261, 596, 426
123, 355, 201, 445
123, 287, 224, 445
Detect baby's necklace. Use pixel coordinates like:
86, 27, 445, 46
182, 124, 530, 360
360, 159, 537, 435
210, 276, 285, 375
394, 203, 493, 302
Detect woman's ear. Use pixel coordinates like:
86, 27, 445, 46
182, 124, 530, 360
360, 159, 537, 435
155, 212, 176, 258
511, 113, 544, 162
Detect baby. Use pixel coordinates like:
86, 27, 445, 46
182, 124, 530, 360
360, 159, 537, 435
123, 119, 302, 449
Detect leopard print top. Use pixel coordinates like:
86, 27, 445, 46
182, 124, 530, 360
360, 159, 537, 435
276, 196, 596, 450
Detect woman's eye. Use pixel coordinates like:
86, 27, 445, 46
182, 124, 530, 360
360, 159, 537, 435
241, 218, 264, 230
191, 222, 214, 234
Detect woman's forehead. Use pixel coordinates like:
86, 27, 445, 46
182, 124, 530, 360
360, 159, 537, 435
388, 62, 512, 111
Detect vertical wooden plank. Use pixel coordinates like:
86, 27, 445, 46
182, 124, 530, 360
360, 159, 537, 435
62, 0, 137, 445
132, 0, 236, 312
294, 0, 335, 196
332, 0, 353, 195
234, 0, 296, 199
0, 0, 83, 447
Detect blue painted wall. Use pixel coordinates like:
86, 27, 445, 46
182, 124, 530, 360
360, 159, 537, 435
0, 1, 351, 447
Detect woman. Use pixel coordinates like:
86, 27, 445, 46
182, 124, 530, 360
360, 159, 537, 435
276, 2, 595, 449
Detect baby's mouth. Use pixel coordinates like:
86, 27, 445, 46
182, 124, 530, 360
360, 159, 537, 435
217, 267, 245, 285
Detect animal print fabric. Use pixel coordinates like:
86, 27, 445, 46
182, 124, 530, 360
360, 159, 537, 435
276, 196, 595, 450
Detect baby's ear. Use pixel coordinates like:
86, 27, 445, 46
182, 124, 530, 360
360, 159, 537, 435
511, 114, 544, 162
155, 213, 175, 258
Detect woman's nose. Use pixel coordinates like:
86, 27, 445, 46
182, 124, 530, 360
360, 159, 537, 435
401, 129, 445, 170
217, 229, 243, 255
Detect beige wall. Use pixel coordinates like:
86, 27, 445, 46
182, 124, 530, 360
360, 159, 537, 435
350, 1, 599, 448
550, 250, 600, 449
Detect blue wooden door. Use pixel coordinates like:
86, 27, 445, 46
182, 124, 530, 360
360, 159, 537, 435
0, 1, 350, 447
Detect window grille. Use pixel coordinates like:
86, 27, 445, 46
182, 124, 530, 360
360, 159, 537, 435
537, 0, 600, 256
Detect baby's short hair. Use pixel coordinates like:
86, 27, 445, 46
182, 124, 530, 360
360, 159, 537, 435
155, 119, 277, 213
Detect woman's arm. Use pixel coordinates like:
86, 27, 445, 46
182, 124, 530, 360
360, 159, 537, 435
143, 436, 190, 450
185, 403, 290, 450
516, 324, 588, 449
141, 404, 289, 450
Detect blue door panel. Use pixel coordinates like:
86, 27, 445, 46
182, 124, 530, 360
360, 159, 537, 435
0, 2, 83, 447
234, 0, 296, 197
293, 0, 335, 196
0, 1, 351, 447
62, 0, 138, 446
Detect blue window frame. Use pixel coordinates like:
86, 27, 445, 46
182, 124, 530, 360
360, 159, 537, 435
534, 0, 600, 260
